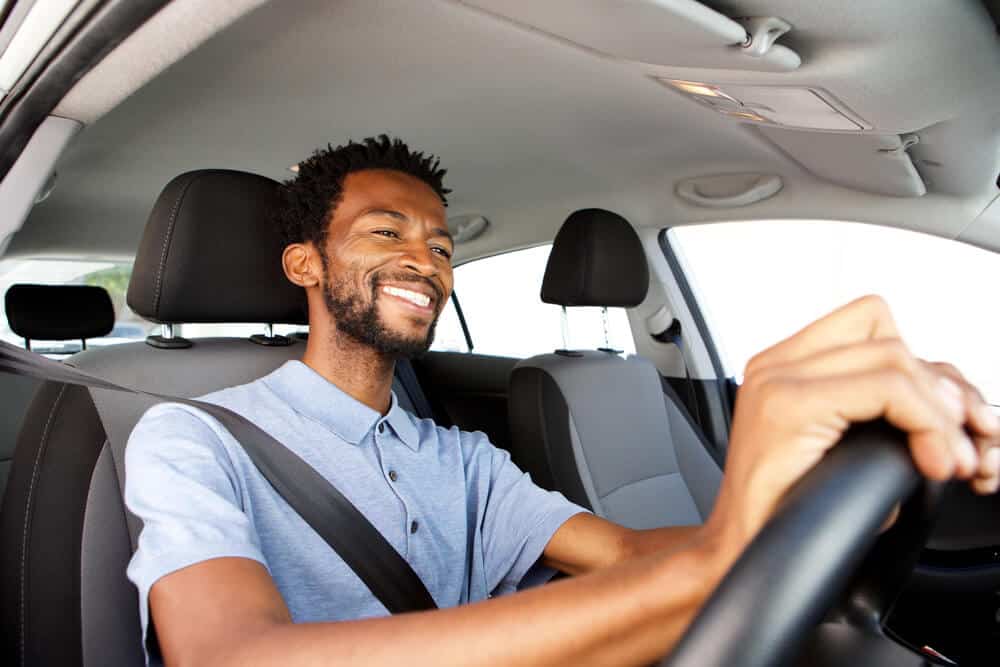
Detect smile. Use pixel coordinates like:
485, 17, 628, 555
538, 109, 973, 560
381, 285, 433, 309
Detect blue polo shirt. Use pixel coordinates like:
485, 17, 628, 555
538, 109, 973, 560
125, 360, 585, 664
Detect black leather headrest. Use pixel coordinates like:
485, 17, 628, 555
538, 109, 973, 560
127, 170, 308, 324
5, 284, 114, 341
540, 208, 649, 308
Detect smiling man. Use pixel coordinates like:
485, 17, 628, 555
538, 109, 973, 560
125, 136, 1000, 667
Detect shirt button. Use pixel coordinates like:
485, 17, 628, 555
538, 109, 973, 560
388, 470, 398, 482
377, 422, 385, 434
410, 520, 419, 534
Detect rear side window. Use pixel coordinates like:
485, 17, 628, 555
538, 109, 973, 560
432, 245, 636, 358
669, 221, 1000, 405
0, 259, 150, 355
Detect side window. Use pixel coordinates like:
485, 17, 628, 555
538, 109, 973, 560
433, 244, 636, 358
669, 221, 1000, 405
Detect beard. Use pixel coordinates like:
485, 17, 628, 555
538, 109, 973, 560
322, 266, 439, 359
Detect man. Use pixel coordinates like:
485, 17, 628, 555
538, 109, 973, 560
126, 135, 1000, 666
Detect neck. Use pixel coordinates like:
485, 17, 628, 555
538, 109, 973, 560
301, 325, 396, 415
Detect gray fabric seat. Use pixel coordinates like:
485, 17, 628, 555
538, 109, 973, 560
508, 209, 722, 529
0, 170, 434, 666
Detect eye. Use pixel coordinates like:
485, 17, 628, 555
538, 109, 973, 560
373, 229, 400, 239
431, 246, 452, 259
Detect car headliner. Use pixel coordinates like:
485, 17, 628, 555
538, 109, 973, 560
5, 0, 1000, 263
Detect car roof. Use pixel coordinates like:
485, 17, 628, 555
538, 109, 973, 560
5, 0, 1000, 263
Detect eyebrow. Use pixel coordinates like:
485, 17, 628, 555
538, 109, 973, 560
366, 208, 454, 245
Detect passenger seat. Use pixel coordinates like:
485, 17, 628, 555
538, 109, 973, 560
508, 209, 721, 529
0, 284, 115, 504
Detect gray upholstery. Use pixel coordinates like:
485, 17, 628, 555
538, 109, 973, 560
510, 352, 721, 529
510, 207, 721, 530
0, 374, 39, 503
80, 445, 143, 667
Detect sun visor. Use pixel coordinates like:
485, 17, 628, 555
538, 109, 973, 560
457, 0, 800, 72
758, 128, 927, 198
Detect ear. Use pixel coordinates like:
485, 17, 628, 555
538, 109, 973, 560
282, 243, 322, 288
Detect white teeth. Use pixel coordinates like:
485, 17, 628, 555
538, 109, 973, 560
382, 285, 431, 307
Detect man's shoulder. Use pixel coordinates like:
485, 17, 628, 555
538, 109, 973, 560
128, 373, 275, 455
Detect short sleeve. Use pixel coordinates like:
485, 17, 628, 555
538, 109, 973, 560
124, 403, 267, 654
467, 431, 588, 595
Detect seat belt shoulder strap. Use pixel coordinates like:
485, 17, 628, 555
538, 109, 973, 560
0, 340, 436, 614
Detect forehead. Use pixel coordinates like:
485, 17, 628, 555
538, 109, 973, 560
334, 169, 446, 223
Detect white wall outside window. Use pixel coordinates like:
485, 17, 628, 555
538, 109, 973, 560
669, 221, 1000, 405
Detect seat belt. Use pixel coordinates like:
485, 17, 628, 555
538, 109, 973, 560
395, 359, 436, 421
654, 318, 703, 428
0, 339, 437, 614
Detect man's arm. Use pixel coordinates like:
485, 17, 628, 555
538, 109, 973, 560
151, 538, 730, 667
542, 513, 701, 575
151, 295, 1000, 666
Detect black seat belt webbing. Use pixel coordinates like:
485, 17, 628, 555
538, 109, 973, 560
0, 340, 436, 614
657, 319, 703, 428
395, 359, 435, 421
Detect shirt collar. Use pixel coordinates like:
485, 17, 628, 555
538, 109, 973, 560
263, 360, 420, 451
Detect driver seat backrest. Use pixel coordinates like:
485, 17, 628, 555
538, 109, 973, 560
0, 170, 434, 667
508, 209, 721, 529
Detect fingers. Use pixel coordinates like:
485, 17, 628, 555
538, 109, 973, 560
744, 338, 979, 479
746, 295, 902, 375
788, 370, 974, 481
925, 362, 1000, 494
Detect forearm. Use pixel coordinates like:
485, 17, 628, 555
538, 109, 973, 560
625, 524, 703, 561
209, 540, 729, 667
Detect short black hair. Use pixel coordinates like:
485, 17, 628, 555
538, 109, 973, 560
275, 134, 450, 249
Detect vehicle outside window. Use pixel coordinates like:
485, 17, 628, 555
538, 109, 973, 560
669, 220, 1000, 405
0, 259, 151, 355
433, 244, 636, 357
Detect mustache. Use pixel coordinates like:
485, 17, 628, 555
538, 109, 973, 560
372, 272, 444, 304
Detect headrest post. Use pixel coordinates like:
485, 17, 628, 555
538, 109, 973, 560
24, 338, 30, 351
250, 322, 292, 347
81, 339, 87, 351
145, 323, 193, 349
560, 306, 570, 350
601, 307, 610, 349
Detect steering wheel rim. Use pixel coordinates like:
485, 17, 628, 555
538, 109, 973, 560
661, 420, 930, 667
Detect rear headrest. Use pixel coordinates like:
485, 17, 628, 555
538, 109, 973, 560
5, 284, 114, 341
127, 170, 308, 325
540, 208, 649, 308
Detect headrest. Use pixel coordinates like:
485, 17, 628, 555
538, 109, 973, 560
540, 208, 649, 308
127, 170, 308, 325
5, 284, 114, 341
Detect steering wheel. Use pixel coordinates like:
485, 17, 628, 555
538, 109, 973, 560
661, 420, 945, 666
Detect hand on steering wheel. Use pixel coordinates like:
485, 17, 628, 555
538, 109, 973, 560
704, 295, 999, 561
663, 295, 1000, 666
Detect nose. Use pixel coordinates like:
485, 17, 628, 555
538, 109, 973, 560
399, 239, 438, 276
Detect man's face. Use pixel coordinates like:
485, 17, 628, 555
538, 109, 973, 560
318, 169, 454, 358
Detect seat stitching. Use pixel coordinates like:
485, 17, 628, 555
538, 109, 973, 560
19, 383, 67, 667
152, 173, 199, 318
600, 471, 682, 499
